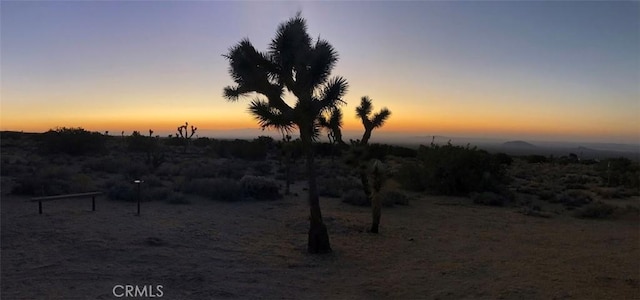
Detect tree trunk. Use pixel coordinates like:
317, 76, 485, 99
371, 192, 381, 233
361, 128, 372, 145
370, 160, 384, 233
302, 130, 331, 254
285, 151, 291, 195
359, 170, 372, 206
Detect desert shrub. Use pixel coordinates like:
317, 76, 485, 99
108, 182, 137, 202
182, 178, 241, 201
155, 164, 181, 177
573, 202, 616, 219
396, 143, 508, 195
341, 189, 368, 206
144, 175, 164, 188
40, 127, 107, 156
181, 161, 218, 179
494, 153, 513, 166
472, 191, 508, 206
395, 161, 425, 192
378, 190, 409, 207
254, 136, 275, 147
389, 145, 418, 158
1, 131, 23, 140
12, 166, 75, 196
106, 179, 164, 201
144, 187, 172, 201
536, 189, 556, 201
357, 143, 418, 160
69, 173, 97, 192
192, 137, 212, 147
13, 176, 69, 196
526, 155, 548, 164
252, 161, 272, 176
164, 136, 186, 147
216, 160, 248, 179
313, 142, 337, 158
595, 187, 634, 199
124, 160, 149, 179
553, 190, 592, 208
126, 131, 157, 153
516, 185, 540, 195
563, 174, 591, 184
210, 139, 269, 160
595, 157, 640, 189
239, 175, 281, 200
0, 160, 28, 177
83, 156, 126, 174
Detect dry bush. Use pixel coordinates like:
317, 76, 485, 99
594, 187, 635, 199
318, 176, 362, 198
341, 189, 368, 206
553, 190, 593, 208
107, 182, 137, 202
40, 127, 107, 156
216, 159, 249, 180
180, 160, 218, 179
251, 161, 273, 176
239, 175, 281, 201
573, 202, 616, 219
536, 189, 557, 201
155, 163, 181, 177
12, 165, 75, 196
83, 156, 126, 174
395, 143, 509, 195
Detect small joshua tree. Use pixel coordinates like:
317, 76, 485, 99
356, 96, 391, 145
176, 122, 197, 153
318, 108, 345, 146
350, 96, 391, 203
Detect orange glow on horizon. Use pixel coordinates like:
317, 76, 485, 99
3, 107, 637, 142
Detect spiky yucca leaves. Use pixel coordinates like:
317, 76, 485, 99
318, 108, 345, 145
223, 14, 348, 253
356, 96, 391, 145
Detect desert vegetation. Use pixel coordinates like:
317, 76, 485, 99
2, 127, 639, 298
2, 13, 638, 300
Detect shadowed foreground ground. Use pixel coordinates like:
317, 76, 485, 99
2, 184, 638, 299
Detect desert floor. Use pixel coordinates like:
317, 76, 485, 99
1, 181, 638, 299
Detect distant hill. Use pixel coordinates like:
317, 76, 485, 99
502, 140, 537, 148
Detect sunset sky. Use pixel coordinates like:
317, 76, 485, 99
2, 1, 638, 143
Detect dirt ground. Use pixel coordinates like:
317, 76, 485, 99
1, 181, 638, 299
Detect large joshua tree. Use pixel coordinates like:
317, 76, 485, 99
223, 14, 348, 253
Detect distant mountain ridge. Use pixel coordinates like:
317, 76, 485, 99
502, 140, 537, 148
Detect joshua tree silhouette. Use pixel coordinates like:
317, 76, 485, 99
352, 96, 391, 233
223, 13, 348, 253
356, 96, 391, 145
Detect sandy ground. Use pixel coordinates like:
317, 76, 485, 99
1, 183, 639, 299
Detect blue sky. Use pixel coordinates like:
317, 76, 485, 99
1, 1, 638, 143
